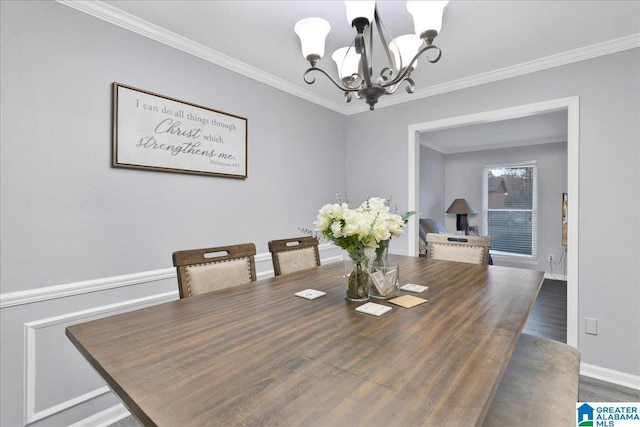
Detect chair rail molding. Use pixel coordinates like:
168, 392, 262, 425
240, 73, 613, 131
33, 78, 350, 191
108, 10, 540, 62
1, 244, 341, 308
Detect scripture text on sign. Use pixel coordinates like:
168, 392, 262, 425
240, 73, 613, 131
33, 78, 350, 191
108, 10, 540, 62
113, 83, 248, 178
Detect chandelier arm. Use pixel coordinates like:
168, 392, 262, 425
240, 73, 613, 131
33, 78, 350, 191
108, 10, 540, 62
378, 44, 442, 89
379, 67, 393, 83
373, 7, 398, 78
382, 76, 413, 95
303, 67, 360, 93
357, 33, 374, 88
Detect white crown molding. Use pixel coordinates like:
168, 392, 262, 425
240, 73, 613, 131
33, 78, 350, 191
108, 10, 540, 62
55, 0, 350, 115
56, 1, 639, 116
423, 136, 568, 155
370, 33, 640, 113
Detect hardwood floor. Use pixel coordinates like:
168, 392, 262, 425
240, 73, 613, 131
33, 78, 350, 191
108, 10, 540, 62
109, 279, 638, 426
522, 278, 567, 342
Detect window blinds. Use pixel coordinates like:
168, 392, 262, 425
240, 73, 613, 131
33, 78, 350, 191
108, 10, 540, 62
482, 163, 537, 257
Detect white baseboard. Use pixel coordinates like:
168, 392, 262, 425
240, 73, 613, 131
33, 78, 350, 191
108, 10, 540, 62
544, 272, 567, 281
581, 363, 640, 391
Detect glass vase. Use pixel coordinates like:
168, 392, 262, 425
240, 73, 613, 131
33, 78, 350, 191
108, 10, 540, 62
345, 250, 370, 301
369, 261, 399, 299
374, 239, 390, 266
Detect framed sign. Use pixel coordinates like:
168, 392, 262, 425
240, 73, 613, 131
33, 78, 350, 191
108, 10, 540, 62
113, 83, 248, 179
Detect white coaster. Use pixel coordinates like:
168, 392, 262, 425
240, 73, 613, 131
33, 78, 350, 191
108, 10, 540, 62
355, 302, 392, 317
294, 289, 326, 300
400, 283, 429, 293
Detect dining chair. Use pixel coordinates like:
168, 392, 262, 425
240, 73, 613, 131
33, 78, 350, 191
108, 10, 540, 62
425, 233, 492, 265
268, 236, 320, 276
172, 243, 257, 298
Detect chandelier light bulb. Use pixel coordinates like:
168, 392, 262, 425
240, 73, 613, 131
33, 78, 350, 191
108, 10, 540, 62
345, 1, 375, 28
294, 17, 331, 64
406, 0, 449, 42
332, 47, 361, 80
389, 34, 423, 72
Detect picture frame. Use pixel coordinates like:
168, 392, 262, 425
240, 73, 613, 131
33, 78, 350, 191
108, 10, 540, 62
112, 83, 248, 179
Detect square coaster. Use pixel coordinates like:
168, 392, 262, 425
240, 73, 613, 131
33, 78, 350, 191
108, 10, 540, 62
294, 289, 326, 300
355, 302, 392, 316
388, 294, 428, 308
400, 283, 429, 293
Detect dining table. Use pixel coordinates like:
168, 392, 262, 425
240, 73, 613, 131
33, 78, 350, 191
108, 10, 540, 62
66, 254, 544, 427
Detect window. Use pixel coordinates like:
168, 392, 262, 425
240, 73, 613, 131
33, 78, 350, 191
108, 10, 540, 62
482, 162, 537, 257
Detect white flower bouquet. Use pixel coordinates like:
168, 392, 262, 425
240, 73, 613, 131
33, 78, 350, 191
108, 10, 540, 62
306, 193, 414, 301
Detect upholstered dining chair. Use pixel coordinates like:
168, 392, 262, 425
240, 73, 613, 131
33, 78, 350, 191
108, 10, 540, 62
425, 233, 492, 265
268, 236, 320, 276
172, 243, 257, 298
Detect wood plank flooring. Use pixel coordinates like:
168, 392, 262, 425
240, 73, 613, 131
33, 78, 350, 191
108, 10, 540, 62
522, 278, 567, 342
109, 279, 638, 427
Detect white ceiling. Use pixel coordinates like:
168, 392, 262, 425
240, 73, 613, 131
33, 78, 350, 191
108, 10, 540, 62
70, 0, 640, 115
62, 1, 638, 152
420, 110, 568, 154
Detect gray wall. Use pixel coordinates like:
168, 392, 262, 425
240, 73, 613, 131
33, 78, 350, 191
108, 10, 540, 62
419, 146, 446, 223
430, 142, 568, 276
0, 2, 345, 426
1, 1, 639, 426
0, 1, 345, 294
345, 50, 639, 378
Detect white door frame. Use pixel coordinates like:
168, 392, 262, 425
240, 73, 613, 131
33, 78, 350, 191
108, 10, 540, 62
406, 96, 579, 348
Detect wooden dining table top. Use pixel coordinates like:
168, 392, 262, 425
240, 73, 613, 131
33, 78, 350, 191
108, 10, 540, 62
66, 255, 544, 427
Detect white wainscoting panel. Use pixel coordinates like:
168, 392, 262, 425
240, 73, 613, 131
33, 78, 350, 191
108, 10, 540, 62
0, 244, 343, 426
23, 292, 177, 425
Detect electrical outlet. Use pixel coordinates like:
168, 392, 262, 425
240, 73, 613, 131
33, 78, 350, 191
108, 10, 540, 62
548, 254, 553, 262
585, 318, 598, 335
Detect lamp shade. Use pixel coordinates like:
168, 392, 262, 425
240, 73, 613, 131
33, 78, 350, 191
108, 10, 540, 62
406, 0, 449, 35
332, 46, 361, 79
389, 34, 423, 71
294, 17, 331, 60
345, 1, 375, 26
446, 198, 477, 215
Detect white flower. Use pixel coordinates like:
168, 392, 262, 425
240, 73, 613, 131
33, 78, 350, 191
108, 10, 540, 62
360, 197, 388, 214
330, 220, 343, 238
387, 213, 405, 236
307, 193, 412, 255
342, 209, 362, 237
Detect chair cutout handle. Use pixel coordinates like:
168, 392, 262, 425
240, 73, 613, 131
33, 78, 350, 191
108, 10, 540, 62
285, 240, 303, 247
203, 250, 231, 259
447, 237, 468, 243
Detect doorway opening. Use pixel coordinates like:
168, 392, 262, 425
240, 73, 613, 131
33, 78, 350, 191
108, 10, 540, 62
406, 97, 579, 348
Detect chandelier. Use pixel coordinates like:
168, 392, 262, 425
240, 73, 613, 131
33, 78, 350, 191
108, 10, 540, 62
294, 1, 448, 111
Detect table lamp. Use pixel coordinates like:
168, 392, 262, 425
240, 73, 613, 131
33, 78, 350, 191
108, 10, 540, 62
446, 198, 477, 234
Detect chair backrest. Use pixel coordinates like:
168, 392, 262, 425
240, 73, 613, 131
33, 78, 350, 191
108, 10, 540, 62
172, 243, 257, 298
425, 233, 492, 265
268, 236, 320, 276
